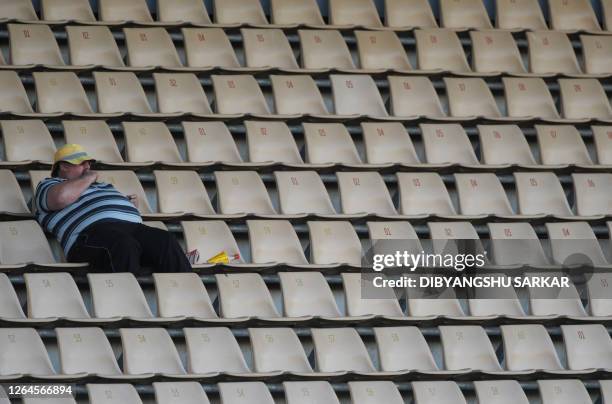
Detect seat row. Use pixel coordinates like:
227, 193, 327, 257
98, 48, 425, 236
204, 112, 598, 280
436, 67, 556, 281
2, 0, 610, 33
2, 323, 611, 378
2, 379, 607, 404
3, 24, 612, 76
2, 270, 610, 321
3, 71, 612, 122
3, 120, 611, 169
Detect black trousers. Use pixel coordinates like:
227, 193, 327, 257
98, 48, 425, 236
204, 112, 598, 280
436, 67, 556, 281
67, 220, 191, 274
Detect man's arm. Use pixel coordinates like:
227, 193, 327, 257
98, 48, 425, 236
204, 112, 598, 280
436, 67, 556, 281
45, 171, 98, 211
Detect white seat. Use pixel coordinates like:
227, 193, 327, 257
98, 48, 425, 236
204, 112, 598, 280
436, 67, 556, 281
561, 324, 612, 370
184, 327, 249, 374
385, 0, 438, 28
546, 222, 609, 266
454, 173, 514, 216
298, 29, 355, 70
474, 381, 530, 404
181, 220, 244, 265
245, 120, 302, 164
182, 28, 239, 68
88, 273, 153, 319
329, 0, 382, 27
24, 272, 89, 319
592, 126, 612, 165
374, 326, 438, 371
536, 125, 592, 165
0, 273, 25, 319
514, 172, 573, 216
548, 0, 600, 31
439, 326, 502, 371
183, 121, 242, 164
211, 75, 270, 115
308, 221, 362, 266
572, 173, 612, 216
8, 23, 64, 66
283, 381, 339, 404
527, 31, 581, 75
495, 0, 547, 30
218, 382, 274, 404
330, 74, 388, 117
361, 122, 420, 164
154, 73, 212, 115
348, 381, 404, 404
242, 28, 298, 69
120, 328, 185, 375
397, 172, 456, 216
311, 328, 376, 372
270, 75, 328, 116
470, 30, 526, 74
214, 171, 276, 215
414, 28, 470, 73
388, 76, 446, 118
487, 222, 550, 266
477, 125, 537, 165
270, 0, 325, 25
278, 272, 342, 317
98, 0, 152, 22
303, 123, 362, 165
274, 171, 336, 215
157, 0, 211, 24
213, 0, 268, 25
420, 123, 479, 165
153, 273, 217, 319
412, 381, 467, 404
33, 72, 93, 114
66, 26, 124, 68
439, 0, 492, 29
503, 78, 560, 120
153, 382, 211, 404
249, 327, 312, 372
559, 79, 612, 120
56, 327, 121, 376
342, 272, 404, 317
337, 172, 397, 215
500, 324, 563, 371
247, 220, 308, 265
215, 273, 280, 318
87, 384, 143, 404
444, 77, 501, 118
124, 28, 182, 68
0, 328, 55, 376
93, 72, 152, 114
538, 380, 592, 404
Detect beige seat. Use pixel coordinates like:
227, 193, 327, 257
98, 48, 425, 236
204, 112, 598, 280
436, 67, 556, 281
477, 125, 537, 165
349, 382, 404, 404
213, 0, 268, 24
1, 120, 56, 163
124, 28, 182, 68
98, 0, 153, 22
0, 0, 38, 22
329, 0, 382, 27
96, 170, 154, 215
120, 328, 185, 375
33, 72, 93, 114
214, 171, 276, 215
330, 74, 388, 117
445, 77, 501, 118
284, 382, 340, 404
586, 271, 612, 316
361, 122, 420, 164
538, 380, 592, 404
572, 173, 612, 216
93, 72, 152, 114
0, 328, 55, 376
420, 123, 479, 165
242, 28, 298, 69
454, 173, 514, 216
154, 170, 215, 215
185, 327, 249, 373
157, 0, 211, 24
270, 75, 328, 116
66, 26, 124, 68
388, 76, 446, 118
245, 120, 302, 164
24, 272, 89, 319
154, 73, 212, 115
182, 28, 240, 69
474, 381, 529, 404
536, 125, 592, 165
546, 221, 609, 266
562, 324, 612, 370
303, 123, 362, 165
182, 121, 242, 164
500, 324, 563, 371
88, 273, 153, 319
181, 221, 244, 265
123, 122, 182, 163
247, 220, 308, 265
367, 221, 423, 268
8, 24, 64, 66
56, 327, 121, 376
153, 273, 217, 319
397, 172, 456, 216
29, 170, 51, 193
605, 0, 612, 30
270, 0, 325, 25
337, 172, 397, 216
154, 382, 211, 404
0, 169, 29, 215
593, 126, 612, 164
308, 221, 362, 266
298, 30, 355, 70
278, 272, 342, 317
88, 384, 143, 404
218, 383, 274, 404
216, 273, 280, 318
412, 382, 467, 404
527, 31, 581, 75
439, 0, 492, 29
470, 30, 526, 74
581, 35, 612, 75
514, 172, 572, 216
384, 0, 438, 28
487, 222, 550, 266
559, 78, 612, 120
211, 74, 270, 115
428, 220, 484, 257
62, 120, 123, 164
0, 71, 33, 113
311, 328, 376, 372
414, 28, 471, 73
503, 77, 560, 119
548, 0, 600, 31
439, 326, 502, 371
41, 0, 95, 21
374, 326, 438, 371
468, 275, 526, 317
342, 272, 404, 316
529, 271, 588, 316
249, 327, 312, 372
0, 273, 26, 319
495, 0, 547, 30
274, 171, 336, 215
354, 30, 411, 71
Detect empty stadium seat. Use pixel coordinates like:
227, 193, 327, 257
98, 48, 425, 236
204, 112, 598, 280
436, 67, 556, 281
337, 172, 397, 216
411, 381, 467, 404
123, 122, 182, 164
245, 120, 302, 164
24, 272, 89, 319
470, 30, 526, 74
153, 273, 217, 318
247, 220, 308, 265
329, 0, 382, 27
214, 0, 268, 25
93, 72, 152, 114
546, 221, 609, 266
536, 125, 593, 165
98, 0, 153, 23
66, 26, 124, 68
157, 0, 211, 24
581, 35, 612, 75
361, 122, 420, 164
538, 380, 592, 404
88, 384, 143, 404
367, 221, 424, 258
214, 171, 276, 215
342, 272, 403, 317
278, 272, 342, 317
440, 326, 502, 371
349, 381, 404, 404
562, 324, 612, 370
384, 0, 438, 28
182, 121, 242, 164
215, 273, 280, 318
474, 380, 529, 404
528, 272, 588, 316
559, 79, 612, 120
604, 0, 612, 30
55, 327, 121, 376
0, 273, 25, 319
8, 23, 63, 66
468, 275, 526, 316
270, 0, 325, 25
0, 169, 29, 215
572, 173, 612, 216
120, 328, 185, 375
283, 381, 339, 404
0, 220, 65, 268
299, 30, 355, 70
420, 123, 479, 165
242, 28, 298, 69
182, 28, 240, 69
373, 326, 438, 371
303, 123, 361, 165
487, 222, 550, 266
308, 221, 362, 265
33, 72, 93, 114
445, 77, 501, 118
88, 273, 153, 319
592, 126, 612, 164
0, 0, 38, 22
311, 327, 376, 372
124, 28, 182, 68
477, 125, 538, 165
514, 172, 573, 216
414, 29, 470, 73
396, 172, 456, 216
249, 327, 312, 372
500, 324, 563, 371
212, 74, 270, 115
527, 31, 581, 75
41, 0, 95, 22
0, 71, 33, 114
154, 382, 211, 404
503, 77, 561, 120
439, 0, 492, 29
274, 171, 336, 215
331, 74, 387, 117
184, 327, 250, 373
388, 76, 446, 118
495, 0, 547, 30
548, 0, 601, 31
62, 120, 122, 164
354, 30, 411, 71
0, 328, 55, 376
154, 170, 215, 216
270, 75, 329, 116
181, 221, 244, 265
454, 173, 514, 216
586, 271, 612, 316
218, 382, 274, 404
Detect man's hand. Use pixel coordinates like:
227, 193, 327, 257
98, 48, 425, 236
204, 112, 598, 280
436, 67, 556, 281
82, 170, 98, 183
45, 170, 99, 211
127, 194, 139, 208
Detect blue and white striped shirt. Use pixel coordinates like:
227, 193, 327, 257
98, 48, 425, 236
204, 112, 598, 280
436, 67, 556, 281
34, 177, 143, 254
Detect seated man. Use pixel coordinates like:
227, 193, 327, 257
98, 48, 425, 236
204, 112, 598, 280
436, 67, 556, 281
34, 144, 191, 274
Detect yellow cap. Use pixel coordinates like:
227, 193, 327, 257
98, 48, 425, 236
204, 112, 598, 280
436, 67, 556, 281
51, 144, 95, 176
